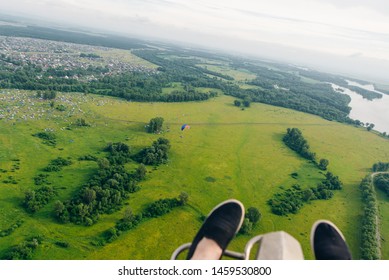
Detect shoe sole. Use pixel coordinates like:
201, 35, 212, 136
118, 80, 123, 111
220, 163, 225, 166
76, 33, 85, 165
310, 219, 347, 258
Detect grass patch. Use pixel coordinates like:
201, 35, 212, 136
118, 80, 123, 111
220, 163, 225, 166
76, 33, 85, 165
1, 91, 389, 259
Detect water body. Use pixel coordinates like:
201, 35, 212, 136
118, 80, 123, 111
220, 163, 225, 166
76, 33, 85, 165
331, 81, 389, 133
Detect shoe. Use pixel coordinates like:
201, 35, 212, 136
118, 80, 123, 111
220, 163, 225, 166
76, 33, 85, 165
311, 220, 352, 260
186, 199, 245, 259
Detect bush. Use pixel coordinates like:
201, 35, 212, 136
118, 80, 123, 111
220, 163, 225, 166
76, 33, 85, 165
44, 157, 72, 172
33, 131, 57, 146
246, 207, 261, 224
55, 241, 70, 248
147, 117, 164, 133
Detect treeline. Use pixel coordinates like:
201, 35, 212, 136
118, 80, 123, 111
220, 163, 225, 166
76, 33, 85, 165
283, 128, 316, 161
283, 128, 330, 170
96, 193, 188, 245
359, 176, 380, 260
268, 172, 342, 216
0, 220, 24, 238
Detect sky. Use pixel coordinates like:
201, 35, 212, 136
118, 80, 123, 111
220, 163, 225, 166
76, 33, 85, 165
1, 0, 389, 83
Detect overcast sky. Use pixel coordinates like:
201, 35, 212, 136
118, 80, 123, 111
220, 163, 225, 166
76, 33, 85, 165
2, 0, 389, 83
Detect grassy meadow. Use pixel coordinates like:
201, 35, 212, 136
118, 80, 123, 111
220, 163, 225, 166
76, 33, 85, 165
1, 90, 389, 260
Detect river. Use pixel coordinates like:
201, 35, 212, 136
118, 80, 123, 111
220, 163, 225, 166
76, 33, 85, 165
331, 81, 389, 134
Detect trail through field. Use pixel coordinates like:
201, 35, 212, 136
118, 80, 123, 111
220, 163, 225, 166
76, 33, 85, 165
106, 117, 339, 127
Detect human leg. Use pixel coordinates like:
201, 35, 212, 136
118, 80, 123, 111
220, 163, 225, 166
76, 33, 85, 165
187, 199, 245, 260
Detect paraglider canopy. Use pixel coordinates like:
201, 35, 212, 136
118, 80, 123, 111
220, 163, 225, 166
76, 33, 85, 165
181, 124, 190, 131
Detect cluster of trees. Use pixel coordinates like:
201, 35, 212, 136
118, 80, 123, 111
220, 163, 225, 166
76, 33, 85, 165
54, 138, 171, 226
372, 162, 389, 172
54, 162, 142, 225
233, 99, 251, 108
143, 197, 183, 218
43, 157, 72, 172
97, 192, 188, 245
283, 128, 330, 169
283, 128, 316, 161
33, 174, 49, 185
359, 176, 380, 260
23, 186, 55, 213
147, 117, 164, 134
32, 131, 56, 146
374, 173, 389, 197
239, 207, 262, 235
3, 236, 43, 260
133, 138, 171, 166
268, 172, 342, 216
104, 142, 131, 165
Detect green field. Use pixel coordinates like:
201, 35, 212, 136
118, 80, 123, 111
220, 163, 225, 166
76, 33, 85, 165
1, 91, 389, 260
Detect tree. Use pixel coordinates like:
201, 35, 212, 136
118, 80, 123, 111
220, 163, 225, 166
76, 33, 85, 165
234, 100, 241, 107
37, 90, 56, 100
243, 98, 251, 107
239, 218, 253, 234
147, 117, 164, 133
178, 191, 189, 205
123, 207, 134, 222
302, 188, 315, 201
134, 164, 147, 181
367, 123, 375, 131
97, 158, 110, 170
246, 207, 261, 224
318, 158, 329, 170
82, 188, 96, 204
